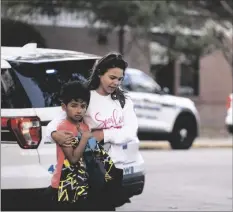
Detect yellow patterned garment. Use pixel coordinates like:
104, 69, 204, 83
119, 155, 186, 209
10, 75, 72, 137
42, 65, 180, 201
57, 138, 89, 203
83, 138, 120, 191
94, 145, 115, 182
57, 137, 119, 203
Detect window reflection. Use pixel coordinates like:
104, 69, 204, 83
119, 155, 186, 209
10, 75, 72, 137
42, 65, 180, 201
123, 69, 161, 93
7, 60, 95, 108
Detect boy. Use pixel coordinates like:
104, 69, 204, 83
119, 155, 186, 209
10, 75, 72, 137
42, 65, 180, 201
50, 81, 92, 211
45, 81, 118, 211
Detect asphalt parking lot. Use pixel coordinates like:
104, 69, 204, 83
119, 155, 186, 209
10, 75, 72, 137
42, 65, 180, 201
118, 141, 232, 211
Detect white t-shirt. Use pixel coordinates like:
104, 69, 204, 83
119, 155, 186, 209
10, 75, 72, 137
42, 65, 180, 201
45, 90, 139, 163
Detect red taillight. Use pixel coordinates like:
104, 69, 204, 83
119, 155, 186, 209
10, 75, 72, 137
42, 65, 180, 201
1, 117, 10, 128
1, 116, 41, 149
226, 95, 232, 109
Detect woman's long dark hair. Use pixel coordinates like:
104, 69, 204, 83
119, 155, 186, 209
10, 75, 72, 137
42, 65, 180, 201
87, 52, 128, 108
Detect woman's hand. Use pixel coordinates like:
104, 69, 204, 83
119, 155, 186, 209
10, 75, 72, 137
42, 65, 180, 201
82, 131, 93, 140
51, 130, 75, 145
91, 129, 104, 142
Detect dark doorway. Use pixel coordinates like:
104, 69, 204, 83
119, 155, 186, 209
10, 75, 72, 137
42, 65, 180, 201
151, 60, 175, 95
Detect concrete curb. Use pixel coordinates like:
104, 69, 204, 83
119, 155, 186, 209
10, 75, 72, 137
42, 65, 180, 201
139, 141, 233, 150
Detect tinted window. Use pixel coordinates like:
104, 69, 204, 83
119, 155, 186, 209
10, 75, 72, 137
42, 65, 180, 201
121, 73, 132, 91
126, 70, 161, 93
1, 68, 32, 108
5, 59, 96, 108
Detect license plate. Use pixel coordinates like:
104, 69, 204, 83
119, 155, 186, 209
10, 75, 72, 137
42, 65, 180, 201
123, 166, 134, 175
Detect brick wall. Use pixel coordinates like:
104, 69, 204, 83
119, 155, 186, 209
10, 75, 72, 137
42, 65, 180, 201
199, 50, 232, 103
192, 50, 232, 136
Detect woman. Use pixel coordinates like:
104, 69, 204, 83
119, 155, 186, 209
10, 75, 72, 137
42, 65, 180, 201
45, 52, 140, 210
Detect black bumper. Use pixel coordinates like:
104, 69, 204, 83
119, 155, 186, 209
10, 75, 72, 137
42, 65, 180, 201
1, 173, 145, 210
227, 125, 233, 134
122, 172, 145, 198
1, 188, 46, 211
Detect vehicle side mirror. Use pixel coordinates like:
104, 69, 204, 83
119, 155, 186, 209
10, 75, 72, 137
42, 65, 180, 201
162, 87, 169, 94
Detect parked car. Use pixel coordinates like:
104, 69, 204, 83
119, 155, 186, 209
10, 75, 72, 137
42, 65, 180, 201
225, 93, 233, 134
1, 44, 144, 210
122, 68, 200, 149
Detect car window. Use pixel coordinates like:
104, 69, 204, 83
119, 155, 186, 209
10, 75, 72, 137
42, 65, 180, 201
1, 68, 32, 108
6, 59, 96, 108
127, 70, 161, 93
121, 73, 132, 91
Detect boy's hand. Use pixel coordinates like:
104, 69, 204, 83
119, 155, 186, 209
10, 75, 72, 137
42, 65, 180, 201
51, 130, 74, 145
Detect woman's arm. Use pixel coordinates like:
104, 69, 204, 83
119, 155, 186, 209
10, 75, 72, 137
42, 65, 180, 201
94, 98, 139, 145
60, 131, 92, 164
44, 111, 74, 145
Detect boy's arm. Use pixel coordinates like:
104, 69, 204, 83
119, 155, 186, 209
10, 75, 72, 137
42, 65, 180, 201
57, 123, 92, 164
61, 136, 89, 164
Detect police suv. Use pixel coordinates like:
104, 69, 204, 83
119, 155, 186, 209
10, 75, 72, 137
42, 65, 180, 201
1, 43, 200, 209
122, 68, 200, 149
1, 44, 144, 210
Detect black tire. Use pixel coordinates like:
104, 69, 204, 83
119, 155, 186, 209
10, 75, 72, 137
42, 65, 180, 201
227, 125, 233, 134
169, 115, 197, 149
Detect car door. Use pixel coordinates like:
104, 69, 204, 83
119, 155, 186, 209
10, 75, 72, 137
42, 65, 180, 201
122, 69, 171, 133
1, 65, 47, 189
8, 59, 97, 176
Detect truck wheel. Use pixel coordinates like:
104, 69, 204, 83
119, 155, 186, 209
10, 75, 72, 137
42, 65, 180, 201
169, 116, 197, 149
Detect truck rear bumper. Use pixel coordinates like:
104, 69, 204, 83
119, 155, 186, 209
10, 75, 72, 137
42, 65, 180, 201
123, 172, 145, 198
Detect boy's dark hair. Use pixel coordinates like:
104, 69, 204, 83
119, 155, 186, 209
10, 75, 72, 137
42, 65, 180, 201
60, 81, 90, 106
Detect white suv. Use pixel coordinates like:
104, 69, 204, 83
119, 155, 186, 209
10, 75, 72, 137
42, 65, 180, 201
1, 44, 144, 210
122, 68, 200, 149
225, 93, 233, 134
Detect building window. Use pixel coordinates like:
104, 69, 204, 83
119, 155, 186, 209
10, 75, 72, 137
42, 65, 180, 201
178, 58, 199, 96
151, 57, 199, 97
